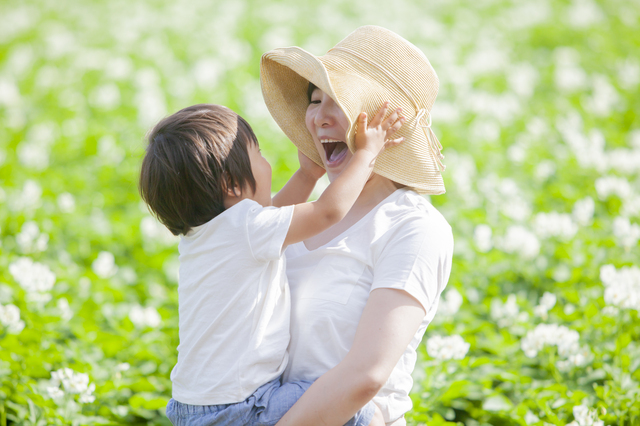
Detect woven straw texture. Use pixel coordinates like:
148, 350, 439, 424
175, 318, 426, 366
260, 25, 445, 195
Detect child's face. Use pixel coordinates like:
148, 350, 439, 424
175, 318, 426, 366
247, 142, 273, 207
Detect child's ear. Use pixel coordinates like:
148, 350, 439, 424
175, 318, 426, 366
222, 174, 242, 198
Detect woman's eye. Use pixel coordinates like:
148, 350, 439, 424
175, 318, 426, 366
310, 100, 321, 104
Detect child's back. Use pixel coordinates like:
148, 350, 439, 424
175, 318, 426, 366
173, 199, 292, 404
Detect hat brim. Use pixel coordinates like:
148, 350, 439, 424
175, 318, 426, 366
261, 47, 348, 168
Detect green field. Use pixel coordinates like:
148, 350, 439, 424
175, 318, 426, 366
1, 0, 639, 424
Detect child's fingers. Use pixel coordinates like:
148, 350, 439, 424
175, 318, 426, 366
384, 137, 405, 148
386, 116, 405, 137
358, 112, 368, 132
382, 108, 401, 130
369, 101, 390, 127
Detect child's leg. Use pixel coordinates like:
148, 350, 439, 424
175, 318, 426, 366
343, 399, 378, 426
368, 404, 385, 426
253, 380, 381, 426
252, 379, 314, 426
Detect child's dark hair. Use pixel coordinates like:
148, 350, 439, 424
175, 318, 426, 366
139, 104, 257, 236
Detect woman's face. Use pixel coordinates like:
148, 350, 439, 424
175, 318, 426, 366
305, 87, 352, 182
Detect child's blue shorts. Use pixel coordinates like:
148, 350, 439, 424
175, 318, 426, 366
166, 378, 375, 426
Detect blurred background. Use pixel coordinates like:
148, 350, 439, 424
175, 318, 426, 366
1, 0, 639, 424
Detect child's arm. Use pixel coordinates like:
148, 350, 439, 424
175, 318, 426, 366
272, 151, 326, 208
283, 102, 404, 247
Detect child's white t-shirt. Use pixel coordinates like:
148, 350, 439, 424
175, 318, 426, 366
170, 199, 294, 405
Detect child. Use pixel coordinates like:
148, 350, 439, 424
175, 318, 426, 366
139, 102, 403, 426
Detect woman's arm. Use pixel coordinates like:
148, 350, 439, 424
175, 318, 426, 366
272, 151, 325, 208
275, 288, 426, 426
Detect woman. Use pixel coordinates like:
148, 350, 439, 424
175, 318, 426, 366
260, 26, 453, 425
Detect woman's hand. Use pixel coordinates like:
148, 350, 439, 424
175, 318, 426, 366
298, 150, 326, 181
354, 102, 405, 157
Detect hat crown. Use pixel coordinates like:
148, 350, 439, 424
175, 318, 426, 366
324, 26, 439, 114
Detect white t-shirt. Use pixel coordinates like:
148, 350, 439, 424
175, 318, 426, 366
171, 199, 294, 405
283, 188, 453, 425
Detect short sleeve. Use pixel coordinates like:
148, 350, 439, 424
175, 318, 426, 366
245, 203, 294, 262
371, 217, 453, 313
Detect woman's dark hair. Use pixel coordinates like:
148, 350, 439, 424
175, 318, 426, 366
139, 104, 257, 236
307, 82, 318, 102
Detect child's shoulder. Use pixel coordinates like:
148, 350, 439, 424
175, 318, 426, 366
184, 199, 261, 239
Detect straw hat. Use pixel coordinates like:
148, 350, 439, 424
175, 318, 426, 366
260, 25, 445, 195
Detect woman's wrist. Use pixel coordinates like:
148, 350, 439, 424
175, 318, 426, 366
296, 167, 323, 184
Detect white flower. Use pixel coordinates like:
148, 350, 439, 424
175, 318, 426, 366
574, 405, 590, 424
491, 294, 520, 327
568, 346, 591, 367
585, 75, 620, 117
11, 180, 42, 211
595, 176, 632, 200
140, 216, 179, 246
66, 372, 89, 394
437, 288, 463, 316
540, 292, 557, 310
534, 212, 578, 240
521, 323, 582, 360
498, 226, 540, 259
555, 61, 588, 92
16, 221, 49, 253
426, 335, 470, 360
92, 251, 118, 278
115, 363, 130, 372
566, 0, 603, 28
572, 197, 595, 226
599, 264, 640, 311
97, 135, 125, 165
79, 387, 96, 403
534, 291, 557, 320
57, 193, 76, 213
57, 298, 73, 321
49, 368, 96, 404
571, 404, 604, 426
9, 257, 56, 295
618, 59, 640, 89
600, 264, 617, 286
535, 160, 556, 181
0, 304, 25, 334
129, 305, 161, 328
612, 217, 640, 250
89, 84, 121, 110
474, 224, 492, 252
524, 411, 540, 425
47, 386, 64, 400
17, 140, 50, 170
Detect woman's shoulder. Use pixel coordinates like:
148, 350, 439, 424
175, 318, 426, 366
378, 188, 452, 233
371, 189, 453, 270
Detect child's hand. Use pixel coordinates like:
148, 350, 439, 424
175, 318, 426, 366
298, 150, 326, 181
354, 101, 405, 157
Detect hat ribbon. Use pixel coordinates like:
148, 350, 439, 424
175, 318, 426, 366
329, 46, 446, 172
415, 108, 446, 172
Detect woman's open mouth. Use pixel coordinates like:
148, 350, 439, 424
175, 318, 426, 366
321, 139, 349, 168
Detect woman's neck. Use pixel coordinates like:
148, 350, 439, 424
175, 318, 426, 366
303, 174, 401, 251
353, 173, 402, 211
